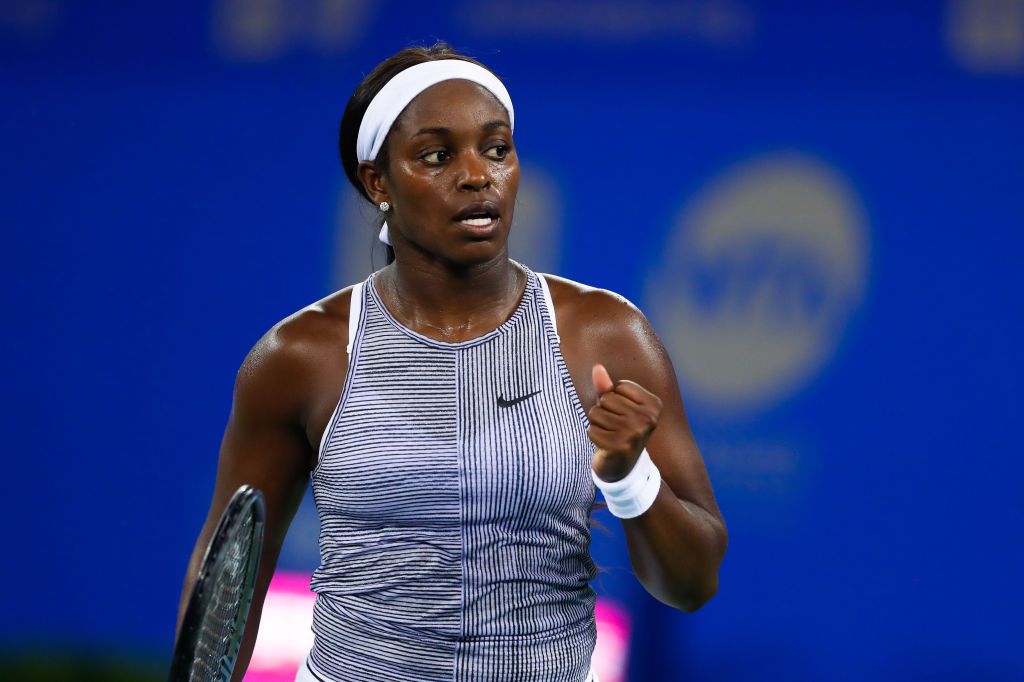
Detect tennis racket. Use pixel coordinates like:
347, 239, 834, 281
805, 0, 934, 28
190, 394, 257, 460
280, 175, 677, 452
169, 484, 266, 682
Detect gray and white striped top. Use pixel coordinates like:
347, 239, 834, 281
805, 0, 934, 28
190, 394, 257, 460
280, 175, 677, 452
306, 264, 599, 681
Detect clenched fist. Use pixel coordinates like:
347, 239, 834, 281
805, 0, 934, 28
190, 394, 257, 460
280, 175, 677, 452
588, 364, 663, 482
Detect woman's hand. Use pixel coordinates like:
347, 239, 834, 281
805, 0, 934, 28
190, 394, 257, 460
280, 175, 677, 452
587, 363, 663, 481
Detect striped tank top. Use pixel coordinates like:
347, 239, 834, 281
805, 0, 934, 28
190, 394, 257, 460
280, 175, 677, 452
306, 264, 599, 681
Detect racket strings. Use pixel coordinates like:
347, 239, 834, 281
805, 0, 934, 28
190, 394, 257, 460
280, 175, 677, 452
188, 512, 255, 682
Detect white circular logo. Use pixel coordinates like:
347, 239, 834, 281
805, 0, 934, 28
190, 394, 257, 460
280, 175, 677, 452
646, 153, 869, 414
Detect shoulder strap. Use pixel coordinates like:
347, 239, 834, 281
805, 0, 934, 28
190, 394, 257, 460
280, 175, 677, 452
535, 273, 561, 345
346, 282, 364, 355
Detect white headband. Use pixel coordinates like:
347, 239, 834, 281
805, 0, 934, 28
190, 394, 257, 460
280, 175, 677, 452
355, 59, 515, 245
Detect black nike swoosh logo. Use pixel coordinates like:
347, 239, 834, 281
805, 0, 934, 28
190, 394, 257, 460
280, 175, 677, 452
497, 390, 542, 408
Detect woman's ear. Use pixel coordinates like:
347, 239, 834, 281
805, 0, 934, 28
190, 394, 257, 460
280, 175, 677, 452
357, 160, 390, 206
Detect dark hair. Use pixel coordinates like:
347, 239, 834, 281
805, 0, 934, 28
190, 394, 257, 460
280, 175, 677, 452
338, 42, 493, 265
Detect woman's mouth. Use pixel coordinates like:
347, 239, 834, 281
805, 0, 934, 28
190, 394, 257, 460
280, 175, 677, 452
456, 214, 499, 237
459, 216, 497, 227
453, 202, 501, 236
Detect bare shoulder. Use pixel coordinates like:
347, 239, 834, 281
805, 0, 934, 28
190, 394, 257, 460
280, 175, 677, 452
539, 273, 651, 345
539, 272, 673, 410
234, 286, 355, 417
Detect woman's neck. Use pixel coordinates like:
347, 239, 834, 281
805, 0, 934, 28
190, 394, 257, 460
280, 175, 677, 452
375, 255, 526, 343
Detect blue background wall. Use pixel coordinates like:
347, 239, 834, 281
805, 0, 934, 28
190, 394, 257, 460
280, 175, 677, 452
3, 1, 1022, 679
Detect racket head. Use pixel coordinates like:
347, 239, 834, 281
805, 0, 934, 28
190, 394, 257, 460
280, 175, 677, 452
169, 484, 266, 682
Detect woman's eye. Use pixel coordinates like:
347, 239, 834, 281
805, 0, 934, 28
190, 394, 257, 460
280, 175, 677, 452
422, 150, 450, 163
485, 145, 509, 160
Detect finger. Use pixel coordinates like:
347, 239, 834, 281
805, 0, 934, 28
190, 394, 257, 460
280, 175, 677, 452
587, 423, 642, 460
586, 423, 618, 449
613, 379, 663, 410
592, 363, 614, 395
587, 405, 627, 431
596, 391, 639, 416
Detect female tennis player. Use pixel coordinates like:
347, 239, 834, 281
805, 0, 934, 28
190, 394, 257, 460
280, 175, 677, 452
177, 43, 727, 682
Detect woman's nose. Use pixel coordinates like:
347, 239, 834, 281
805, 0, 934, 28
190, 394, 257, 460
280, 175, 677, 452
457, 152, 491, 191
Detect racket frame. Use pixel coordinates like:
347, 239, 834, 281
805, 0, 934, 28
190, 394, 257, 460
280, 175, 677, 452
169, 484, 266, 682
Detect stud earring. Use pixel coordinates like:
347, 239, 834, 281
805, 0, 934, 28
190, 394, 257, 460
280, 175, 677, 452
379, 201, 391, 212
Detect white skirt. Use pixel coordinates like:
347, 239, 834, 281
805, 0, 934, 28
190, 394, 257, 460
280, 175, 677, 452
294, 654, 600, 682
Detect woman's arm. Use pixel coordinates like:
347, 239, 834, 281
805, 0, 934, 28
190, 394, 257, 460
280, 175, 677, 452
553, 279, 728, 613
175, 312, 336, 681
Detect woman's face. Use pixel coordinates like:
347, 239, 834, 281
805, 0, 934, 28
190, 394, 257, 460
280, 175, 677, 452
370, 78, 520, 266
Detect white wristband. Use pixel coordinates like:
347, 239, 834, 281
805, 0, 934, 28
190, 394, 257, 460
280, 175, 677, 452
591, 449, 662, 519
